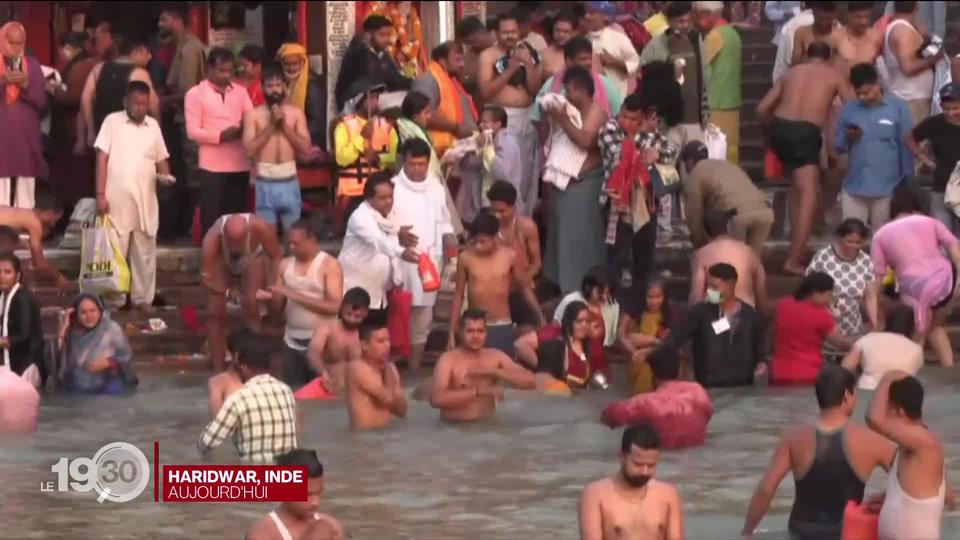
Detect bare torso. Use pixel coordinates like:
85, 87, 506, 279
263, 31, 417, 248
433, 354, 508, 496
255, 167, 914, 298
313, 321, 360, 395
541, 46, 565, 82
247, 508, 343, 540
586, 477, 678, 540
836, 27, 882, 68
497, 218, 533, 286
435, 349, 503, 422
579, 102, 605, 173
208, 369, 243, 418
463, 246, 513, 321
692, 239, 758, 307
773, 61, 846, 127
479, 45, 534, 108
793, 26, 843, 65
249, 104, 302, 164
346, 359, 394, 431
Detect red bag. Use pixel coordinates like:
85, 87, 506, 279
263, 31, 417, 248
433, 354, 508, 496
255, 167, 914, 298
764, 149, 784, 180
418, 252, 441, 293
387, 288, 413, 358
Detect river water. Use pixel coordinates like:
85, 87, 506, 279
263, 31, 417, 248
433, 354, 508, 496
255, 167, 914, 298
2, 366, 958, 540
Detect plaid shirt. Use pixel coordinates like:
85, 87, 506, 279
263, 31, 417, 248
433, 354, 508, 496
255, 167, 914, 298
198, 374, 298, 462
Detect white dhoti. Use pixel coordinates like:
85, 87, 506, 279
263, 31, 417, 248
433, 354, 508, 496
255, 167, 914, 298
503, 106, 540, 217
0, 177, 36, 209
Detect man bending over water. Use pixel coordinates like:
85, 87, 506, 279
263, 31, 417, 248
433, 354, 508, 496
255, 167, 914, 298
580, 423, 684, 540
347, 322, 407, 431
430, 309, 535, 422
246, 449, 344, 540
305, 287, 369, 396
207, 327, 251, 418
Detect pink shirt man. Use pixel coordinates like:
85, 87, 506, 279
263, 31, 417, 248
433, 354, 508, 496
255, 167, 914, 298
185, 80, 253, 173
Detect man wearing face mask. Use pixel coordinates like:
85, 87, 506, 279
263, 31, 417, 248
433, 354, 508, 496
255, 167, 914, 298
93, 81, 173, 311
580, 423, 685, 540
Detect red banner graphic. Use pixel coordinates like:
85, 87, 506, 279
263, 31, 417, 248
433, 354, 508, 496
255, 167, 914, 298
162, 465, 308, 503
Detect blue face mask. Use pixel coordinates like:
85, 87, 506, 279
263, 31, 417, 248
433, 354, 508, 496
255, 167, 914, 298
705, 288, 722, 304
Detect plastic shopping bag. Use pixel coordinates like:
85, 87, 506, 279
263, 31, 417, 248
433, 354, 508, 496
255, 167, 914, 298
703, 123, 728, 160
79, 216, 131, 296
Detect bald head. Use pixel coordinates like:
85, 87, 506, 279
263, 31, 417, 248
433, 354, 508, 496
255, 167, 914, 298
221, 215, 251, 251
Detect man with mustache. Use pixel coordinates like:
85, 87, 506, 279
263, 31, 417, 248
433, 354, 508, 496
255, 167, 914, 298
243, 64, 315, 238
579, 423, 684, 540
303, 287, 370, 397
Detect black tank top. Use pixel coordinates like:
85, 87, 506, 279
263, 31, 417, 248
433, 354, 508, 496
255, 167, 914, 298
788, 427, 866, 540
94, 62, 136, 132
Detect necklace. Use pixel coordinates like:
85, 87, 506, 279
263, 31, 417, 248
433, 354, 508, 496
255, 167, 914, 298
497, 218, 518, 242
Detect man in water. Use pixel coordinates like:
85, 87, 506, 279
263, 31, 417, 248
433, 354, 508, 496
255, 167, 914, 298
758, 41, 852, 275
201, 212, 283, 371
305, 287, 369, 396
346, 322, 407, 432
0, 188, 70, 289
689, 210, 768, 312
207, 327, 250, 418
243, 64, 317, 238
742, 365, 896, 538
448, 212, 518, 357
430, 309, 535, 423
867, 371, 952, 540
579, 423, 684, 540
246, 448, 344, 540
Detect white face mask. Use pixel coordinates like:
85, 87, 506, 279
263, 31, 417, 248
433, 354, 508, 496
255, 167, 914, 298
705, 288, 722, 304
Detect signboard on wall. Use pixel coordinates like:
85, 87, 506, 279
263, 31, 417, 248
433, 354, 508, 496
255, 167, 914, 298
326, 1, 356, 139
459, 1, 485, 20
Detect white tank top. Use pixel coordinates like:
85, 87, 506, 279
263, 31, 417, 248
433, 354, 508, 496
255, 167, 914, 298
268, 511, 323, 540
877, 454, 945, 540
283, 252, 329, 349
883, 19, 934, 101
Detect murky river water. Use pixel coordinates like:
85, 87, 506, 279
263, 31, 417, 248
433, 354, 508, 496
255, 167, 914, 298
2, 366, 958, 540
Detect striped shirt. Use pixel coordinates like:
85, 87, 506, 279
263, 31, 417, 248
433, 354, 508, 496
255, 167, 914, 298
198, 374, 298, 462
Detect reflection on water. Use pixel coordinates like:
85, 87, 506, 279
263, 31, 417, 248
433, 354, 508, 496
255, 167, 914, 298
2, 366, 958, 540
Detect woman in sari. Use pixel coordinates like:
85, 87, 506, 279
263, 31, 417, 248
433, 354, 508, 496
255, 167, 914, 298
514, 301, 609, 390
59, 294, 137, 394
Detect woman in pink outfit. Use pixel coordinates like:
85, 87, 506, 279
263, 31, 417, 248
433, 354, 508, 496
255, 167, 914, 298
870, 188, 960, 366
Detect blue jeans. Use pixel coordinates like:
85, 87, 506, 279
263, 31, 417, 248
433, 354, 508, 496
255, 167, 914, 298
256, 177, 302, 231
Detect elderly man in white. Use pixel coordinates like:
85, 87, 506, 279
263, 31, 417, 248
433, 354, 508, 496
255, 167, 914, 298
338, 172, 418, 326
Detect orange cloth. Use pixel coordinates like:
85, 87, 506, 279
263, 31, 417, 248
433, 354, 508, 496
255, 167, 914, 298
426, 61, 477, 157
0, 22, 27, 105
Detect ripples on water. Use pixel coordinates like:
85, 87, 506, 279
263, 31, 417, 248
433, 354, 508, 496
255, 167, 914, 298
1, 366, 958, 539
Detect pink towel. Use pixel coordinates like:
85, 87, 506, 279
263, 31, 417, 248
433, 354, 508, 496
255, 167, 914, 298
550, 68, 611, 117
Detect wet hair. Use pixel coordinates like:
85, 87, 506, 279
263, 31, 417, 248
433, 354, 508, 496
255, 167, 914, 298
621, 423, 661, 452
363, 171, 394, 200
34, 186, 62, 214
236, 338, 273, 372
227, 327, 254, 354
707, 263, 738, 283
482, 105, 508, 128
239, 44, 264, 64
261, 62, 285, 84
470, 211, 500, 238
563, 36, 592, 61
814, 1, 838, 12
560, 300, 589, 342
431, 40, 462, 62
126, 80, 151, 97
815, 364, 856, 409
0, 226, 18, 247
456, 16, 486, 40
207, 46, 235, 67
889, 376, 924, 419
363, 14, 393, 32
496, 11, 520, 31
835, 218, 869, 239
460, 308, 487, 327
401, 91, 431, 120
794, 271, 834, 300
400, 138, 431, 159
343, 287, 371, 309
648, 346, 680, 381
847, 2, 873, 13
580, 266, 610, 300
703, 209, 735, 239
850, 63, 879, 87
359, 321, 387, 342
892, 1, 917, 14
807, 41, 832, 61
289, 217, 323, 240
60, 31, 87, 49
665, 1, 693, 18
889, 184, 923, 216
0, 251, 22, 275
276, 448, 324, 478
563, 65, 595, 97
486, 180, 518, 206
161, 6, 188, 22
884, 304, 915, 338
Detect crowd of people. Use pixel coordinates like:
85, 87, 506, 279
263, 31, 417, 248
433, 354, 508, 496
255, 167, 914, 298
1, 1, 960, 539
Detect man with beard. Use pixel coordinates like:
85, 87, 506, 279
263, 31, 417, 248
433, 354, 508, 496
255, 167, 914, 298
579, 423, 684, 540
93, 81, 173, 311
244, 64, 316, 238
346, 322, 408, 431
276, 43, 327, 150
412, 41, 477, 157
304, 287, 369, 397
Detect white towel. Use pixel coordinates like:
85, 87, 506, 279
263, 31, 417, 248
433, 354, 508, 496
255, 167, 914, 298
539, 93, 588, 191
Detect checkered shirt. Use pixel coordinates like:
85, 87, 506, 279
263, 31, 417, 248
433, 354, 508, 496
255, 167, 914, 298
198, 374, 298, 462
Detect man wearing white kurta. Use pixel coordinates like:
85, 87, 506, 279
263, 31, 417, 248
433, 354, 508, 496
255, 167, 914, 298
391, 140, 456, 369
94, 82, 171, 309
583, 1, 641, 98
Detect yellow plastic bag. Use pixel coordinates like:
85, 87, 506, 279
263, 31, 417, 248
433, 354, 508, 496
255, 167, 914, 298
79, 216, 131, 296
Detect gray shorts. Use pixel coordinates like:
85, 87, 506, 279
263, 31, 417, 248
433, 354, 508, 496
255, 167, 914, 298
485, 321, 515, 358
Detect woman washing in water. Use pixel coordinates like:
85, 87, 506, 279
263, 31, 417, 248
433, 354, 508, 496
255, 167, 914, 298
59, 294, 138, 394
617, 277, 681, 395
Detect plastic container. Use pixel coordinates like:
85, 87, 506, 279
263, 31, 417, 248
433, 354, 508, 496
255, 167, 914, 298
842, 500, 879, 540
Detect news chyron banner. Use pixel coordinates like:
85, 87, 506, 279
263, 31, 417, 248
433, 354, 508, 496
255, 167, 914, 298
40, 441, 308, 504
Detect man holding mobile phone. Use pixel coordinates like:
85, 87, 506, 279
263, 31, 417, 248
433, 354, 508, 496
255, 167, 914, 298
0, 21, 48, 210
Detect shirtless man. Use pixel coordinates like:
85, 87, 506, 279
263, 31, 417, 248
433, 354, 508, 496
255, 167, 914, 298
867, 371, 954, 540
448, 212, 517, 357
201, 212, 283, 371
207, 326, 249, 418
689, 210, 768, 312
487, 180, 544, 330
579, 423, 684, 540
0, 189, 71, 289
346, 322, 408, 432
306, 287, 368, 396
835, 3, 882, 70
243, 64, 321, 238
758, 41, 853, 275
540, 11, 578, 82
246, 449, 344, 540
790, 1, 842, 66
430, 309, 535, 423
743, 365, 895, 538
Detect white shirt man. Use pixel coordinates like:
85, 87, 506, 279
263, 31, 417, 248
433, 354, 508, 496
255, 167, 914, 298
772, 7, 814, 81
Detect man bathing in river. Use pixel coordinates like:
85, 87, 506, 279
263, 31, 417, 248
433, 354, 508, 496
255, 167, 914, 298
246, 449, 344, 540
430, 309, 535, 423
580, 423, 684, 540
347, 322, 407, 432
207, 327, 250, 418
305, 287, 369, 396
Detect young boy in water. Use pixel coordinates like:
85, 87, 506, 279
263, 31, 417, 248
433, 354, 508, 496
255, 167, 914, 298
207, 327, 249, 418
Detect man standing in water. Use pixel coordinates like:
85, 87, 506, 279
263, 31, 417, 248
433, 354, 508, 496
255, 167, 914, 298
867, 371, 950, 540
346, 323, 408, 432
757, 41, 852, 275
742, 365, 896, 538
579, 423, 684, 540
305, 287, 369, 396
430, 309, 535, 423
246, 449, 344, 540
